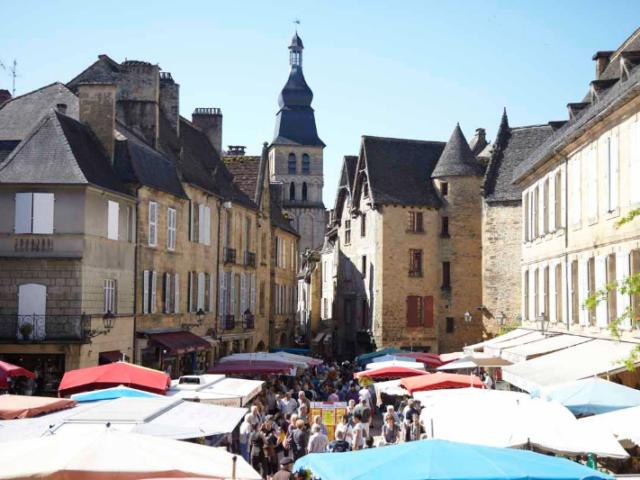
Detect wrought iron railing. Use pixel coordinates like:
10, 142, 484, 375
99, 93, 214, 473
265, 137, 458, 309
245, 251, 256, 268
223, 247, 236, 264
0, 314, 88, 341
223, 314, 235, 330
243, 314, 255, 329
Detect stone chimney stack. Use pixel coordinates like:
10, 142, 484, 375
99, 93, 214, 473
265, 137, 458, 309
117, 60, 160, 147
593, 51, 614, 79
78, 83, 116, 163
0, 89, 11, 106
159, 72, 180, 136
192, 108, 223, 155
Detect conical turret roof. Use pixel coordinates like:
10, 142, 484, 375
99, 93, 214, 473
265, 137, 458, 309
432, 124, 484, 178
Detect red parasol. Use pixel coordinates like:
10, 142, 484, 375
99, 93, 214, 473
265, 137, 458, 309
400, 373, 483, 393
0, 360, 36, 389
354, 366, 428, 380
208, 360, 294, 375
58, 362, 170, 397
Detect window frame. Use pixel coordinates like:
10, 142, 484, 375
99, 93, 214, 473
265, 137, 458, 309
167, 207, 177, 251
148, 201, 158, 247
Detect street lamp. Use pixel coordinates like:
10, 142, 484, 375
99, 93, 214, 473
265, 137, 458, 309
497, 311, 507, 326
85, 311, 116, 339
464, 311, 473, 324
182, 308, 205, 331
537, 312, 547, 334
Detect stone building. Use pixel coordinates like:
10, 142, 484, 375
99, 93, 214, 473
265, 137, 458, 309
0, 84, 136, 392
223, 146, 299, 350
269, 32, 325, 253
480, 110, 557, 336
513, 27, 640, 347
326, 128, 487, 356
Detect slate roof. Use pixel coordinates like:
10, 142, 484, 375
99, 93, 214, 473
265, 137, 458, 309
432, 124, 485, 178
270, 184, 299, 236
0, 110, 130, 196
114, 122, 186, 199
0, 83, 78, 141
332, 155, 358, 223
513, 49, 640, 183
483, 110, 556, 203
67, 55, 122, 91
223, 155, 262, 202
356, 136, 445, 208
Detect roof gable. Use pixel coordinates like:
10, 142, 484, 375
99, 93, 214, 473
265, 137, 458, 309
432, 124, 484, 178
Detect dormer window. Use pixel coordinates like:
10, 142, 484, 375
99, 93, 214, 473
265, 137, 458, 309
288, 153, 297, 174
302, 154, 310, 174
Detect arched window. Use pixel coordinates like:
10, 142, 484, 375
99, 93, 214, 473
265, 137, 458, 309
302, 182, 308, 201
289, 182, 296, 201
288, 153, 296, 174
302, 154, 310, 174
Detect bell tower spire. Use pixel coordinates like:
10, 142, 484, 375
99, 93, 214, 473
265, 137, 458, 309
290, 21, 303, 67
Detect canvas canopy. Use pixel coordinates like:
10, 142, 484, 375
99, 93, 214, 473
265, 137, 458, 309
366, 360, 425, 371
354, 366, 426, 380
71, 386, 162, 403
401, 373, 483, 393
0, 395, 76, 419
580, 405, 640, 447
168, 376, 263, 407
501, 334, 591, 364
463, 328, 534, 353
0, 361, 35, 389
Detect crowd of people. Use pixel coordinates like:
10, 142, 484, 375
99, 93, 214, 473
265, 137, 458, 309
234, 361, 431, 480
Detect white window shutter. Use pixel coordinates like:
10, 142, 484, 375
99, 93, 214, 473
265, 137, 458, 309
578, 260, 588, 326
143, 270, 149, 314
218, 271, 225, 318
209, 271, 215, 312
240, 272, 246, 314
549, 263, 557, 323
230, 273, 236, 317
610, 131, 619, 211
630, 121, 640, 204
197, 272, 205, 310
560, 166, 566, 228
107, 200, 119, 240
251, 273, 256, 313
549, 175, 556, 232
567, 262, 574, 325
587, 146, 598, 221
15, 193, 33, 234
148, 202, 157, 246
204, 206, 211, 245
571, 156, 582, 225
616, 252, 631, 329
198, 204, 205, 244
187, 271, 193, 312
174, 273, 180, 313
151, 271, 157, 313
595, 256, 607, 327
164, 273, 170, 313
33, 193, 54, 234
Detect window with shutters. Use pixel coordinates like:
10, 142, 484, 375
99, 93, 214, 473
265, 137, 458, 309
174, 273, 180, 313
104, 279, 117, 314
441, 216, 449, 237
571, 154, 582, 226
555, 264, 563, 324
586, 145, 598, 223
408, 249, 423, 277
543, 266, 550, 318
361, 214, 366, 237
571, 260, 579, 323
606, 134, 619, 213
524, 192, 530, 241
607, 253, 617, 323
587, 258, 596, 325
14, 192, 55, 234
442, 261, 451, 290
554, 171, 562, 230
197, 272, 205, 311
344, 220, 351, 245
406, 296, 422, 327
142, 270, 157, 314
167, 208, 176, 251
543, 179, 549, 235
446, 317, 454, 334
148, 201, 158, 246
162, 272, 172, 313
107, 201, 119, 240
407, 211, 424, 233
533, 186, 539, 238
524, 271, 530, 321
533, 268, 539, 318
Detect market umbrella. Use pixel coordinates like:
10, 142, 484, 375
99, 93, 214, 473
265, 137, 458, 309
208, 360, 295, 376
0, 360, 35, 389
355, 348, 406, 364
0, 426, 261, 480
354, 366, 427, 380
371, 354, 418, 364
366, 360, 425, 371
401, 373, 482, 393
58, 362, 170, 397
0, 395, 76, 420
580, 405, 640, 447
71, 386, 163, 403
531, 377, 640, 416
293, 438, 611, 480
396, 352, 444, 368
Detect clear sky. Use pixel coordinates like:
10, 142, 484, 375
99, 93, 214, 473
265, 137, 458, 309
2, 1, 639, 206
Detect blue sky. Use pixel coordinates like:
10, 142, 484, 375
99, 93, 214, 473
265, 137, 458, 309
2, 1, 638, 206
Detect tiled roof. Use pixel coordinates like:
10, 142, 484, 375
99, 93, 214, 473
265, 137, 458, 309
432, 124, 485, 178
358, 136, 445, 208
483, 110, 555, 203
223, 155, 262, 202
0, 83, 78, 141
0, 110, 130, 196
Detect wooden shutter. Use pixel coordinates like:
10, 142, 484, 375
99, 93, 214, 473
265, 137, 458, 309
406, 296, 418, 326
250, 273, 256, 313
209, 272, 215, 312
151, 271, 157, 313
198, 204, 206, 244
33, 193, 54, 234
218, 271, 225, 318
423, 296, 434, 328
204, 273, 210, 311
163, 272, 169, 313
193, 203, 200, 243
595, 256, 608, 327
240, 272, 246, 314
187, 271, 193, 312
617, 252, 631, 329
107, 200, 119, 240
174, 273, 180, 313
630, 121, 640, 204
142, 270, 149, 314
14, 193, 32, 234
230, 273, 236, 318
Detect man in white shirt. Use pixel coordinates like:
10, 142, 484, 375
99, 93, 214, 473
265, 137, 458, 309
307, 424, 328, 453
279, 391, 298, 416
351, 413, 367, 451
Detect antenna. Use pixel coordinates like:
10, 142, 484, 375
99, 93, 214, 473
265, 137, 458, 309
0, 58, 18, 96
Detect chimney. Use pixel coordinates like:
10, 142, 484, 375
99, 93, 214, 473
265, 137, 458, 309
78, 83, 116, 163
0, 89, 11, 106
56, 103, 68, 115
227, 145, 246, 156
117, 60, 160, 147
592, 51, 614, 79
192, 108, 223, 155
159, 72, 180, 136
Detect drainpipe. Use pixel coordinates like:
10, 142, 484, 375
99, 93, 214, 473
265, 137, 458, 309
215, 198, 223, 355
132, 186, 141, 364
556, 150, 571, 332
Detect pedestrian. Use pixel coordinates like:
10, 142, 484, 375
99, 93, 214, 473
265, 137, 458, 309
326, 387, 339, 403
297, 403, 309, 425
408, 412, 423, 441
311, 414, 327, 436
307, 423, 328, 453
272, 456, 295, 480
365, 436, 375, 449
326, 428, 351, 452
239, 414, 253, 463
351, 413, 366, 451
279, 391, 298, 416
381, 414, 401, 446
385, 405, 400, 424
249, 423, 267, 477
335, 414, 353, 444
291, 419, 309, 460
483, 372, 494, 390
354, 398, 371, 437
298, 391, 311, 411
263, 421, 279, 476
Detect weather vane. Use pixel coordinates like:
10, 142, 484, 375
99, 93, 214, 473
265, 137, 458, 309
293, 19, 301, 32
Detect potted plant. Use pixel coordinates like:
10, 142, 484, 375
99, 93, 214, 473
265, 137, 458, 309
19, 322, 33, 340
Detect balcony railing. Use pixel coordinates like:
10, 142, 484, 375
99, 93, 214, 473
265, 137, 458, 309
243, 314, 255, 329
244, 251, 256, 268
224, 247, 236, 264
222, 314, 235, 330
14, 236, 54, 253
0, 314, 88, 342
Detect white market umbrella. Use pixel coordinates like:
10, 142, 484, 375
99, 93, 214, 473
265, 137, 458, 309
420, 394, 627, 459
371, 354, 418, 364
219, 353, 308, 369
366, 360, 425, 371
0, 427, 261, 480
580, 404, 640, 447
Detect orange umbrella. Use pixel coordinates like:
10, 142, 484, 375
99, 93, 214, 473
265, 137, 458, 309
0, 394, 76, 419
59, 362, 170, 397
354, 366, 427, 380
400, 373, 483, 394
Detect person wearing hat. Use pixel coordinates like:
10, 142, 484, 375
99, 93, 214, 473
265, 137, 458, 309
272, 457, 294, 480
